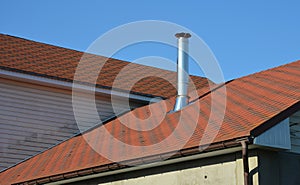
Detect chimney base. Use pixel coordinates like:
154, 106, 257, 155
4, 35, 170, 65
174, 95, 189, 111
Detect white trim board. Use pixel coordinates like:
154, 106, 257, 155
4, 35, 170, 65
0, 69, 158, 103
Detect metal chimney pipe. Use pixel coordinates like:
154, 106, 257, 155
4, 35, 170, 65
173, 32, 191, 111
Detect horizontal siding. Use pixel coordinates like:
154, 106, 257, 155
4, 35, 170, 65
0, 120, 76, 137
290, 111, 300, 154
0, 78, 146, 171
0, 114, 78, 132
0, 84, 123, 116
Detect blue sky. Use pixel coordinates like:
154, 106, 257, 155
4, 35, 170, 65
1, 0, 299, 81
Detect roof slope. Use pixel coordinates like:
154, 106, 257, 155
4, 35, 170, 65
1, 60, 299, 185
0, 34, 209, 98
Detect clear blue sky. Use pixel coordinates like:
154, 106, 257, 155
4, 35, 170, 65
1, 0, 299, 81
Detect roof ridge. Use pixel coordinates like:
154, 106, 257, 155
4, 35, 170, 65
0, 33, 86, 53
0, 33, 130, 63
235, 59, 300, 81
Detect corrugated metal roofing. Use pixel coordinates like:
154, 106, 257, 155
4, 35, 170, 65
0, 60, 299, 185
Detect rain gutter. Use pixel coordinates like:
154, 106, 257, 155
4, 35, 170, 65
14, 136, 251, 185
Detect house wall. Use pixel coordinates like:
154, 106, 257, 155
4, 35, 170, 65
290, 110, 300, 153
65, 149, 300, 185
67, 151, 260, 185
0, 77, 147, 170
98, 156, 259, 185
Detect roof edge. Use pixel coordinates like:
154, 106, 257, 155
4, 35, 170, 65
0, 68, 159, 102
0, 33, 85, 53
13, 136, 250, 185
251, 100, 300, 137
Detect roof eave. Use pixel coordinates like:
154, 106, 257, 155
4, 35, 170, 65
0, 68, 160, 103
13, 136, 250, 185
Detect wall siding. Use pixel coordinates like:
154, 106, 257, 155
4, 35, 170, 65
254, 119, 291, 150
290, 111, 300, 154
0, 78, 146, 170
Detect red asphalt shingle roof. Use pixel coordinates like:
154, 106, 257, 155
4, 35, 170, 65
0, 60, 299, 185
0, 34, 210, 98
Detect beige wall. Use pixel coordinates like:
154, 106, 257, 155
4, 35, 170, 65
95, 150, 300, 185
67, 149, 300, 185
97, 152, 259, 185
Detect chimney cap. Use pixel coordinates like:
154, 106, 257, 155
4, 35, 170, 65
175, 32, 191, 38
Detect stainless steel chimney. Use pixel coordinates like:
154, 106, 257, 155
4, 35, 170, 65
173, 32, 191, 111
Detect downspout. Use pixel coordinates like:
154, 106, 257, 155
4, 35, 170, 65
241, 141, 249, 185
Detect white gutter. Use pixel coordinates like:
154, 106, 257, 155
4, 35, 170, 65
0, 69, 158, 103
45, 146, 250, 185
